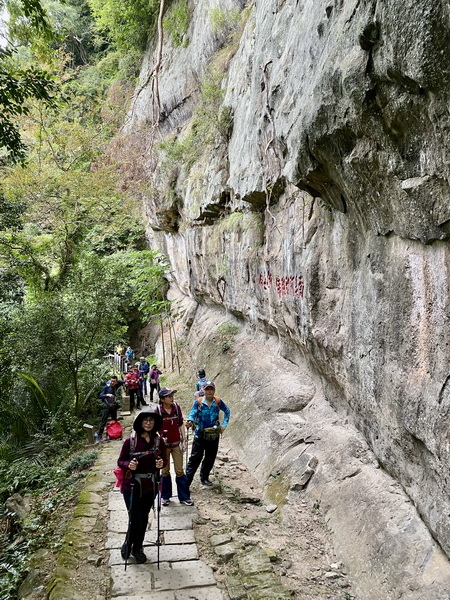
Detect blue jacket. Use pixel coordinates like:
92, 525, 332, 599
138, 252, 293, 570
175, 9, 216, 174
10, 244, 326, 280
188, 396, 230, 438
100, 381, 124, 403
139, 361, 150, 376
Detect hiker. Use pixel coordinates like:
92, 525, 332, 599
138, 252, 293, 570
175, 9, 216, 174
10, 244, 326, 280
97, 375, 124, 440
138, 357, 150, 397
117, 411, 166, 563
149, 364, 163, 403
124, 365, 146, 410
195, 369, 208, 397
156, 388, 193, 506
125, 346, 134, 366
185, 380, 230, 487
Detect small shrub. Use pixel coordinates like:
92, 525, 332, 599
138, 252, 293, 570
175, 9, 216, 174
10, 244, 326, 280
164, 0, 190, 47
64, 450, 98, 473
221, 339, 231, 353
216, 321, 241, 336
209, 7, 240, 36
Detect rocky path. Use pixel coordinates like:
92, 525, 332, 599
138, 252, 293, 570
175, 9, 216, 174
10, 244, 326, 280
104, 441, 226, 599
93, 412, 359, 600
46, 407, 360, 600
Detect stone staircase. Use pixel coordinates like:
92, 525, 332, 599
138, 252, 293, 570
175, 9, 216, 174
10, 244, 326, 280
103, 422, 226, 599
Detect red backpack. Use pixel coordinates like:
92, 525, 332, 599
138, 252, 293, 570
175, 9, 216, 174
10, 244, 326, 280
106, 420, 123, 440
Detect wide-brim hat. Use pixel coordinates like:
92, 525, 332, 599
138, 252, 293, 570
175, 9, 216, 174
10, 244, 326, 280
133, 410, 163, 432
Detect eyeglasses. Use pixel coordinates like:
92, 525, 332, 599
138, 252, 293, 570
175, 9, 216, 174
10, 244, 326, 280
142, 418, 154, 423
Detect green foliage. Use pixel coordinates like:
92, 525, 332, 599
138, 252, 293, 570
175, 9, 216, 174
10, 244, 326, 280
0, 0, 56, 161
106, 248, 171, 321
0, 447, 97, 600
209, 6, 240, 36
42, 0, 97, 66
64, 450, 97, 472
87, 0, 160, 51
158, 130, 196, 171
0, 2, 172, 598
215, 321, 241, 352
217, 211, 244, 232
158, 63, 232, 172
14, 254, 126, 411
216, 321, 241, 337
0, 48, 56, 162
4, 0, 53, 41
163, 0, 190, 48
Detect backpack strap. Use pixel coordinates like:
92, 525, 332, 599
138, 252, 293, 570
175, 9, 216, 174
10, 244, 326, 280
156, 402, 181, 424
195, 395, 220, 412
130, 431, 161, 458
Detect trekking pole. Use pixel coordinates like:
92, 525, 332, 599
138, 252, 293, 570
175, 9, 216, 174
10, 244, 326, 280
185, 427, 189, 471
155, 469, 162, 570
124, 473, 135, 571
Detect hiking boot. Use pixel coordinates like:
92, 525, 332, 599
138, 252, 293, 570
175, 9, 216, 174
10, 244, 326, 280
131, 547, 147, 563
121, 542, 131, 560
161, 498, 170, 506
180, 498, 194, 506
201, 480, 213, 487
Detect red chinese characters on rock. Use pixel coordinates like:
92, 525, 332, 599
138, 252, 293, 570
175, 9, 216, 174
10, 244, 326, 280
258, 271, 304, 299
258, 271, 273, 290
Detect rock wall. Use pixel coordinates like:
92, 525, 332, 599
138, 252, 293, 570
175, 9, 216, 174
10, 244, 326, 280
123, 0, 450, 595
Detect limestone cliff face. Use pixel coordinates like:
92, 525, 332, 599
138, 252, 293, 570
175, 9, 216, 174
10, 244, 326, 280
124, 0, 450, 594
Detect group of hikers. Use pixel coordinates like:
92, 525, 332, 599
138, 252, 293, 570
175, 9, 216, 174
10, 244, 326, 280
98, 360, 231, 565
97, 356, 163, 439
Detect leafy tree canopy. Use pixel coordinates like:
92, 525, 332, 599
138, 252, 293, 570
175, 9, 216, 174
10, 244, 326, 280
86, 0, 160, 51
0, 0, 56, 161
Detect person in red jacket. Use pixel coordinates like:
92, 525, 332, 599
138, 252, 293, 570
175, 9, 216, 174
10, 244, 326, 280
124, 365, 146, 410
156, 388, 193, 506
117, 411, 167, 563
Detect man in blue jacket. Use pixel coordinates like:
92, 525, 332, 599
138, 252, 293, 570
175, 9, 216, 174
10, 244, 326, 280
97, 376, 124, 440
185, 380, 230, 487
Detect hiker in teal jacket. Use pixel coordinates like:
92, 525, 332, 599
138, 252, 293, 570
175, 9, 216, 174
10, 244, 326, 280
185, 380, 230, 487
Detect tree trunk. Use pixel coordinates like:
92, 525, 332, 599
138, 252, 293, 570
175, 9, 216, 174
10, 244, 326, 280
71, 364, 80, 414
168, 315, 174, 371
170, 316, 181, 373
160, 320, 166, 369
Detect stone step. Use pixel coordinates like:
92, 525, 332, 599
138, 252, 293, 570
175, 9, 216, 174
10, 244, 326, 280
150, 516, 194, 531
108, 510, 129, 533
109, 543, 198, 566
164, 530, 196, 545
111, 587, 225, 600
111, 560, 215, 595
153, 561, 216, 591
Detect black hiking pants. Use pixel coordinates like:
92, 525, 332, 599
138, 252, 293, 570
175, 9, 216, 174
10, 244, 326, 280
98, 402, 117, 437
186, 435, 220, 484
129, 388, 143, 410
122, 485, 155, 550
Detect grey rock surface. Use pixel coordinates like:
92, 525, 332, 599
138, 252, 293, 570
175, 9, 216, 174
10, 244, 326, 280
121, 0, 450, 596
